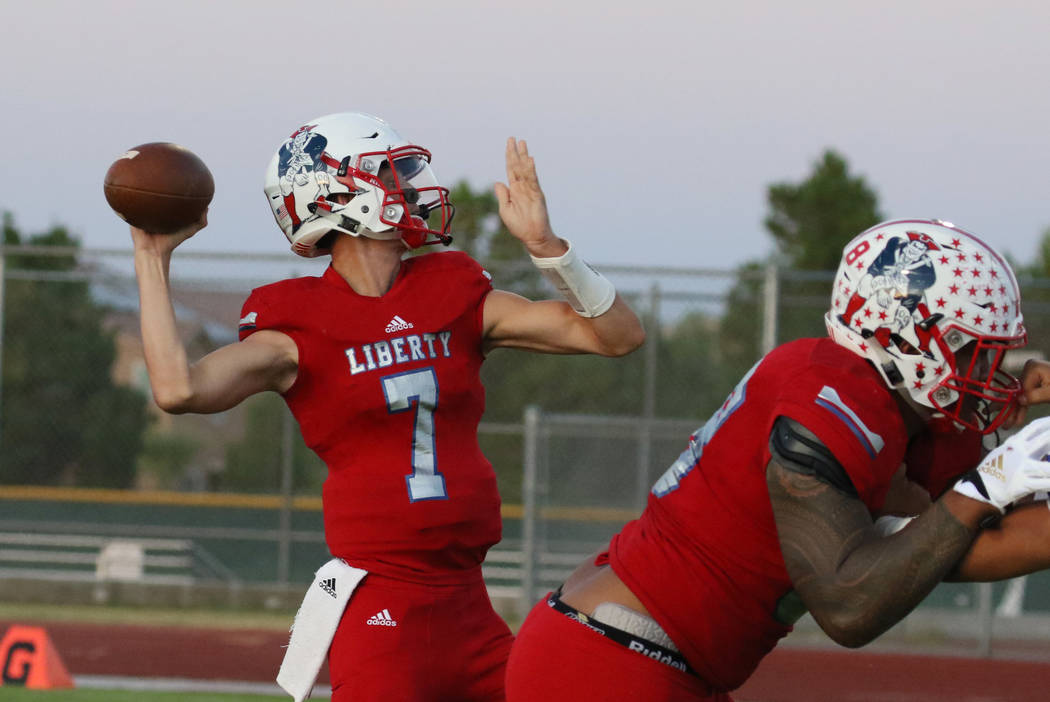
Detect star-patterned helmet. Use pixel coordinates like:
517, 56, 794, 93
825, 219, 1026, 434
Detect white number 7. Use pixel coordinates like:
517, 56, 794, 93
381, 368, 447, 501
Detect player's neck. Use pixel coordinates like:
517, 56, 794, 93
330, 235, 406, 297
893, 390, 934, 439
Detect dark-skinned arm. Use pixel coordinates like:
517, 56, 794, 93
768, 459, 996, 648
941, 360, 1050, 579
948, 501, 1050, 581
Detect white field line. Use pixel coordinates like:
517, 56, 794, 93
74, 674, 330, 698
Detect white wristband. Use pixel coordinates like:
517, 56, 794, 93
530, 240, 616, 318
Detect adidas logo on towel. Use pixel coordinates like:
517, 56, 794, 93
367, 609, 398, 627
319, 578, 337, 598
385, 315, 414, 333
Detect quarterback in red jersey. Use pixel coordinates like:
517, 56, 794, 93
128, 112, 644, 701
505, 219, 1050, 701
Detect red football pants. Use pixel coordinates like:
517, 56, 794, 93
506, 595, 733, 702
329, 571, 513, 701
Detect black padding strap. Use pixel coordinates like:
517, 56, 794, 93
769, 416, 858, 498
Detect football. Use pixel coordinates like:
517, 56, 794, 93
103, 142, 214, 233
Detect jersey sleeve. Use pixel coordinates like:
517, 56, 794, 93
238, 286, 282, 341
771, 369, 904, 510
237, 282, 309, 350
462, 256, 494, 337
237, 280, 315, 399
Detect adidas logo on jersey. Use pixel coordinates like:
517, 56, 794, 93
367, 609, 398, 627
385, 315, 414, 333
318, 577, 337, 598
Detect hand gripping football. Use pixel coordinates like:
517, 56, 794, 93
103, 142, 214, 233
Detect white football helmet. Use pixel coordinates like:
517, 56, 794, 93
263, 112, 454, 257
825, 219, 1026, 434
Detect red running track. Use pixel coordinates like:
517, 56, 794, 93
3, 619, 1049, 701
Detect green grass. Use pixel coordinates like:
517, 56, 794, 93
0, 602, 294, 630
0, 691, 282, 702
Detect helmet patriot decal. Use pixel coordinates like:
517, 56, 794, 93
275, 125, 328, 234
837, 231, 941, 357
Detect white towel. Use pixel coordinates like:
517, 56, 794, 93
277, 558, 367, 702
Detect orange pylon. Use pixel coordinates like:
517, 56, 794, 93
0, 625, 74, 689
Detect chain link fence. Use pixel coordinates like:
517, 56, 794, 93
2, 245, 1050, 657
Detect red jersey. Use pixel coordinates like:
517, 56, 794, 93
239, 252, 500, 583
905, 424, 983, 498
609, 338, 910, 691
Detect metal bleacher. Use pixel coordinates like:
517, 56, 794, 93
0, 531, 239, 585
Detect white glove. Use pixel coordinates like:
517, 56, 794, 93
953, 417, 1050, 513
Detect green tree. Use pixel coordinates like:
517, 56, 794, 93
137, 430, 201, 489
222, 393, 325, 493
655, 310, 737, 419
1032, 227, 1050, 276
719, 150, 884, 367
1011, 226, 1050, 361
444, 180, 545, 296
444, 180, 645, 419
765, 150, 884, 271
0, 213, 150, 486
444, 180, 647, 491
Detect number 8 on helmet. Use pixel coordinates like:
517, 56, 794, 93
825, 219, 1027, 434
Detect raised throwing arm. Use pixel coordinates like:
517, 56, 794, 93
131, 217, 298, 414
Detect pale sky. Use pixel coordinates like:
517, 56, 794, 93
3, 0, 1049, 271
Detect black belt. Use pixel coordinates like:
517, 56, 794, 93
546, 591, 696, 677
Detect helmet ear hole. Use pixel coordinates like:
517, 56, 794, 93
889, 333, 921, 356
882, 362, 904, 386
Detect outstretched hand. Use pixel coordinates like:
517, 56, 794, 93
493, 138, 566, 259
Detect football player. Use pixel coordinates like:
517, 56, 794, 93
505, 219, 1050, 701
127, 112, 645, 701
